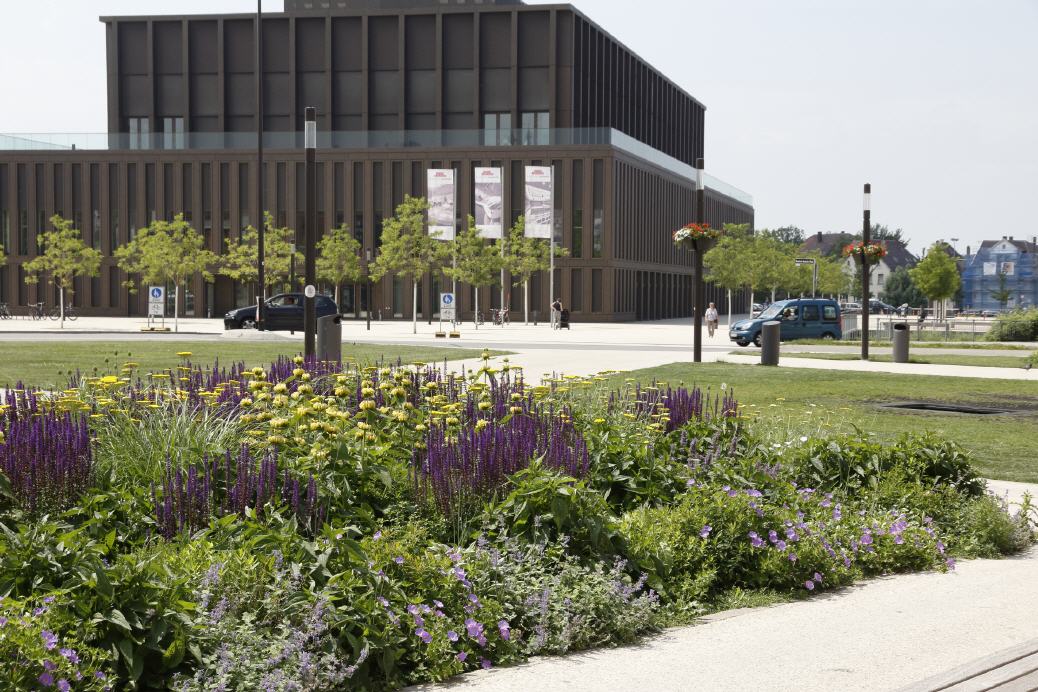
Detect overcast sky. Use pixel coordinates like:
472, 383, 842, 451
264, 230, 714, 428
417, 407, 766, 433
2, 0, 1035, 255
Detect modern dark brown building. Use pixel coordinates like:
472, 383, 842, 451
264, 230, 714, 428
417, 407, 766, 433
0, 0, 753, 321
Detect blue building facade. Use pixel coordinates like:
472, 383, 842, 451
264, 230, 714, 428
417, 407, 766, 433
961, 238, 1038, 311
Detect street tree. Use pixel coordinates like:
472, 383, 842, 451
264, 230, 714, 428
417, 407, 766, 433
504, 216, 569, 324
0, 241, 6, 266
114, 214, 217, 332
316, 224, 363, 308
220, 212, 302, 300
703, 223, 752, 325
370, 195, 444, 334
870, 224, 907, 245
22, 215, 102, 328
881, 266, 928, 310
761, 225, 806, 246
909, 242, 961, 319
445, 217, 503, 329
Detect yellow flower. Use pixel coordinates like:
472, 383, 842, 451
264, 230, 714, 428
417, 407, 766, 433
361, 387, 376, 398
593, 418, 606, 424
100, 375, 120, 385
176, 351, 193, 358
359, 400, 376, 411
293, 356, 305, 365
475, 419, 489, 432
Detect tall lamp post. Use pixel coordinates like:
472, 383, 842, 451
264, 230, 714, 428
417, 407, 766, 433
861, 183, 871, 361
303, 106, 317, 358
255, 0, 266, 329
693, 158, 705, 363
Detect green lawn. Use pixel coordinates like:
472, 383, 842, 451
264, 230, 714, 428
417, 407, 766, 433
0, 341, 494, 390
789, 339, 1035, 350
621, 362, 1038, 483
743, 352, 1037, 369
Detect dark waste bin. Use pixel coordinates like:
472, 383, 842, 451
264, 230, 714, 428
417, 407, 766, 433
761, 320, 781, 366
892, 322, 910, 363
317, 314, 343, 362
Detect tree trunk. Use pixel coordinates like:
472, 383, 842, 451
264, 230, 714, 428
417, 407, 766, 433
474, 286, 480, 330
334, 282, 341, 310
727, 288, 732, 329
524, 280, 529, 325
174, 283, 180, 333
412, 279, 418, 335
59, 285, 65, 328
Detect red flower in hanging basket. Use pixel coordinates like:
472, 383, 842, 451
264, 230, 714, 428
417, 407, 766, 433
843, 241, 887, 264
673, 223, 721, 248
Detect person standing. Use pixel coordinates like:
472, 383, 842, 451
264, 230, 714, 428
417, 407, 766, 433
551, 298, 562, 329
705, 302, 719, 337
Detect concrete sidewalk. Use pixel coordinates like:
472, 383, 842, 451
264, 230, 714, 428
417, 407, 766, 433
414, 480, 1038, 692
717, 352, 1038, 382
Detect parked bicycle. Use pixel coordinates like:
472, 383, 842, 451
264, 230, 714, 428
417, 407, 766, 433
0, 302, 12, 320
492, 308, 510, 326
49, 304, 79, 321
28, 302, 46, 320
474, 311, 484, 326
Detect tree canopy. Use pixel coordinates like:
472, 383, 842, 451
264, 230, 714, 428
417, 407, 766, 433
445, 217, 502, 290
114, 214, 216, 293
220, 212, 302, 294
316, 224, 363, 307
909, 242, 960, 304
881, 266, 928, 308
22, 215, 103, 325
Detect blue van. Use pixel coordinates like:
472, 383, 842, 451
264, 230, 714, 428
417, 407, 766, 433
729, 299, 842, 347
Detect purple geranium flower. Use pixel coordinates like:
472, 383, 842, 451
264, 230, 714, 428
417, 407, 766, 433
481, 658, 493, 670
394, 556, 405, 565
465, 618, 483, 638
498, 620, 511, 641
57, 681, 71, 692
41, 630, 58, 650
699, 525, 712, 539
39, 673, 54, 687
804, 580, 815, 591
457, 651, 468, 662
447, 630, 459, 642
416, 628, 432, 644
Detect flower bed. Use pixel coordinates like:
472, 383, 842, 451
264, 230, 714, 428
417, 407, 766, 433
0, 354, 1032, 689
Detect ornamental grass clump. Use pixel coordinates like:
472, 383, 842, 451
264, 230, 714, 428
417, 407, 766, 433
152, 445, 323, 538
0, 389, 92, 514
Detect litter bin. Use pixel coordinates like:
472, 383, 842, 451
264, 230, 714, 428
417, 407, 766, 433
892, 322, 910, 363
316, 314, 343, 362
760, 320, 781, 366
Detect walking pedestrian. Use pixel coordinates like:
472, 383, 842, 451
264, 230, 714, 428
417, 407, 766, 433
551, 298, 562, 329
705, 302, 719, 337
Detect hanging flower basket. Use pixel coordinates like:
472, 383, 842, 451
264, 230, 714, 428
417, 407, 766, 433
673, 223, 721, 252
843, 241, 887, 265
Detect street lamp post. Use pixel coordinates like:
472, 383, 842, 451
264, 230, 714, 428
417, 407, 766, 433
693, 158, 705, 363
303, 106, 317, 358
861, 183, 871, 361
255, 0, 266, 329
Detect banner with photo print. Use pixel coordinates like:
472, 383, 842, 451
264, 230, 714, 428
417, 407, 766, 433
524, 166, 553, 239
474, 167, 504, 239
427, 169, 456, 241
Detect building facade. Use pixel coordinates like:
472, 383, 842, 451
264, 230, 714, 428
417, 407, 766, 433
961, 237, 1038, 312
0, 0, 754, 321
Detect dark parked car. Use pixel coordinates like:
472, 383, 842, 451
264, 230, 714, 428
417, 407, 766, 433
868, 300, 897, 315
224, 293, 338, 331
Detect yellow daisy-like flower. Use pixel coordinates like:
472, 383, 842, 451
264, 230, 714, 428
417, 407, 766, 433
176, 352, 193, 358
359, 400, 376, 411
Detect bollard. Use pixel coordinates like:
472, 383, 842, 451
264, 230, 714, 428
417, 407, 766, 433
892, 322, 910, 363
316, 314, 343, 363
760, 320, 781, 366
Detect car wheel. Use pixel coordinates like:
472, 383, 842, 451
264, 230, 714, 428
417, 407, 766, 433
239, 318, 256, 330
753, 333, 762, 347
736, 341, 749, 347
821, 332, 836, 341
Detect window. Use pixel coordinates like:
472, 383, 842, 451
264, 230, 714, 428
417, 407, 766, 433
571, 268, 583, 312
109, 267, 119, 307
162, 117, 184, 150
221, 163, 231, 252
201, 163, 212, 242
90, 164, 100, 250
127, 163, 137, 238
373, 162, 384, 250
353, 162, 364, 246
34, 164, 44, 255
520, 112, 549, 145
145, 163, 156, 223
803, 304, 820, 321
0, 164, 8, 252
163, 163, 174, 221
334, 163, 345, 227
276, 162, 287, 228
592, 159, 603, 258
238, 163, 249, 231
128, 117, 149, 150
572, 160, 583, 258
592, 268, 602, 313
823, 305, 838, 321
182, 163, 192, 223
483, 113, 512, 146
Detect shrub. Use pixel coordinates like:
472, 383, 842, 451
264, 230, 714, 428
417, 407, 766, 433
987, 308, 1038, 342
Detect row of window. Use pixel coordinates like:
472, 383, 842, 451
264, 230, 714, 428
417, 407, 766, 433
0, 156, 607, 262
